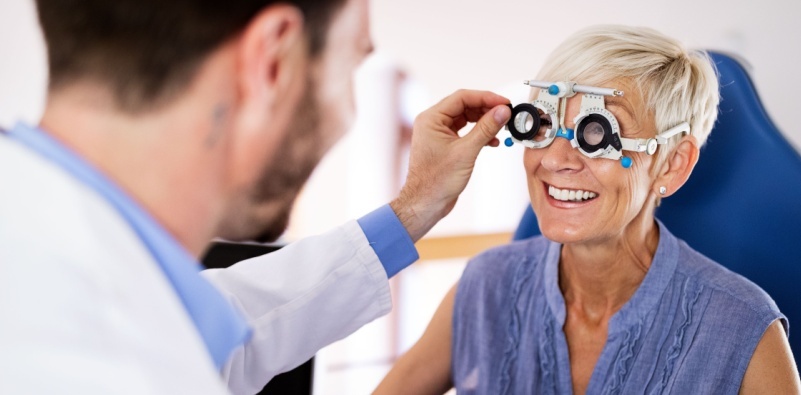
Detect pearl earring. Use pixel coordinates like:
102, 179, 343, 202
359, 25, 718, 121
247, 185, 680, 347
659, 186, 667, 195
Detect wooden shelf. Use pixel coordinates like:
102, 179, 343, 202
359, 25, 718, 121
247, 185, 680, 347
414, 232, 513, 261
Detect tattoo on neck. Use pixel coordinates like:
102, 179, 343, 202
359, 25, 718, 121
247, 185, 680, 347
205, 103, 229, 148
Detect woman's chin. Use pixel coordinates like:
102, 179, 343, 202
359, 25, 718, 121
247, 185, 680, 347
538, 221, 594, 245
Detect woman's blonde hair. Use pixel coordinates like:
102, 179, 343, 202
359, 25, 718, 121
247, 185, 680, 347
536, 25, 719, 155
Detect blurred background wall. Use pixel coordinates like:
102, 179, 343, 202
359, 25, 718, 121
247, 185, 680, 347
2, 0, 799, 393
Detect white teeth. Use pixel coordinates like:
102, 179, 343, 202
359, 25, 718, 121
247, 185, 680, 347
548, 185, 598, 202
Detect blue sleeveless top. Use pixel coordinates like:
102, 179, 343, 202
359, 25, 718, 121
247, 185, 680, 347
452, 221, 787, 394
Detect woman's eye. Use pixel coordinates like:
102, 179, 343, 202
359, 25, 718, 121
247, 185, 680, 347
583, 122, 605, 145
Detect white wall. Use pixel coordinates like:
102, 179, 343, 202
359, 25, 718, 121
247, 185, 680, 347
0, 0, 47, 128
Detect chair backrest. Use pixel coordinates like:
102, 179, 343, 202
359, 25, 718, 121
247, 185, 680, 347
512, 51, 801, 366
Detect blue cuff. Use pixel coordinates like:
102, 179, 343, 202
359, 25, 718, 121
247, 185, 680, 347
357, 204, 419, 278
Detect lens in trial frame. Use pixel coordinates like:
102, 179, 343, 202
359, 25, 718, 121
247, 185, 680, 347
576, 113, 615, 153
508, 103, 550, 142
582, 122, 605, 145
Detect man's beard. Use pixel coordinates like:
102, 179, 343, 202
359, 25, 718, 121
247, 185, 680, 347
245, 79, 324, 243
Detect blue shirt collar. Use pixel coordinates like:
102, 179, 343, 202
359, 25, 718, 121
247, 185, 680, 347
5, 122, 252, 370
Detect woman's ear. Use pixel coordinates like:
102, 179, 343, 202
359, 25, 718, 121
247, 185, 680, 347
654, 135, 700, 197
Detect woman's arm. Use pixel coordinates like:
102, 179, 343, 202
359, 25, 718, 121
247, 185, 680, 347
739, 320, 801, 394
373, 284, 458, 395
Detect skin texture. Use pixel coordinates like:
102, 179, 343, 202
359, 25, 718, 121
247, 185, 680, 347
37, 0, 512, 258
375, 80, 801, 394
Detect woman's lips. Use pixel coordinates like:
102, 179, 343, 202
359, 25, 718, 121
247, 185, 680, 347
543, 182, 599, 207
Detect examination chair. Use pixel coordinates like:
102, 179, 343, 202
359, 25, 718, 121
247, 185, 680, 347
512, 51, 801, 366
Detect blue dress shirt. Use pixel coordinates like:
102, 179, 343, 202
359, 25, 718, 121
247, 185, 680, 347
358, 205, 419, 278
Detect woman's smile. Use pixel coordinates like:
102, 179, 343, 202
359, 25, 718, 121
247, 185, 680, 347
543, 182, 600, 208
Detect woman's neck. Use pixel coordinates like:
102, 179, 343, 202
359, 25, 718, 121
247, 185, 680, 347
559, 212, 661, 321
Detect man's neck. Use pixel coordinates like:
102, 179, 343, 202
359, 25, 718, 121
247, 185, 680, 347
39, 84, 227, 257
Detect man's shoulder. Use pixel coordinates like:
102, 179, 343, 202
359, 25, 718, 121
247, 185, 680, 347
0, 135, 96, 220
0, 135, 153, 276
0, 138, 223, 392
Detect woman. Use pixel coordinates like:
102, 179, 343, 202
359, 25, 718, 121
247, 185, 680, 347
375, 26, 800, 394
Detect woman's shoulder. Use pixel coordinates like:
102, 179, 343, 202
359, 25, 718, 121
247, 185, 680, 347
673, 238, 782, 320
653, 237, 787, 392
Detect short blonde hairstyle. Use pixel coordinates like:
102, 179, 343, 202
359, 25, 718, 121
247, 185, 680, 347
536, 25, 719, 153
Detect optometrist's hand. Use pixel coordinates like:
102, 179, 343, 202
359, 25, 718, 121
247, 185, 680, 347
390, 89, 511, 242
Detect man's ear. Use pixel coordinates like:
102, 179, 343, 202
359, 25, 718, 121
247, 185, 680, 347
654, 135, 700, 197
236, 5, 306, 107
223, 6, 307, 190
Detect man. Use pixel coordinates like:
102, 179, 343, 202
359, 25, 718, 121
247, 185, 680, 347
0, 0, 511, 393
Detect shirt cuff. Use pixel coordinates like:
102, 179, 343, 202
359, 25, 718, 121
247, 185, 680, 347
357, 204, 419, 278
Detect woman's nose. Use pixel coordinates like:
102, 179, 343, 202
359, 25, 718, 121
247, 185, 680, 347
541, 135, 584, 172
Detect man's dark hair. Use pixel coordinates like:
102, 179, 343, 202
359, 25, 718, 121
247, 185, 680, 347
35, 0, 346, 111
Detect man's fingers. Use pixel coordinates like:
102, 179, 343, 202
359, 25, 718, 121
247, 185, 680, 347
434, 90, 509, 119
463, 104, 511, 149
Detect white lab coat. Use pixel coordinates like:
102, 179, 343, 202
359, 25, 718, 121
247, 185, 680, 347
0, 136, 393, 394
